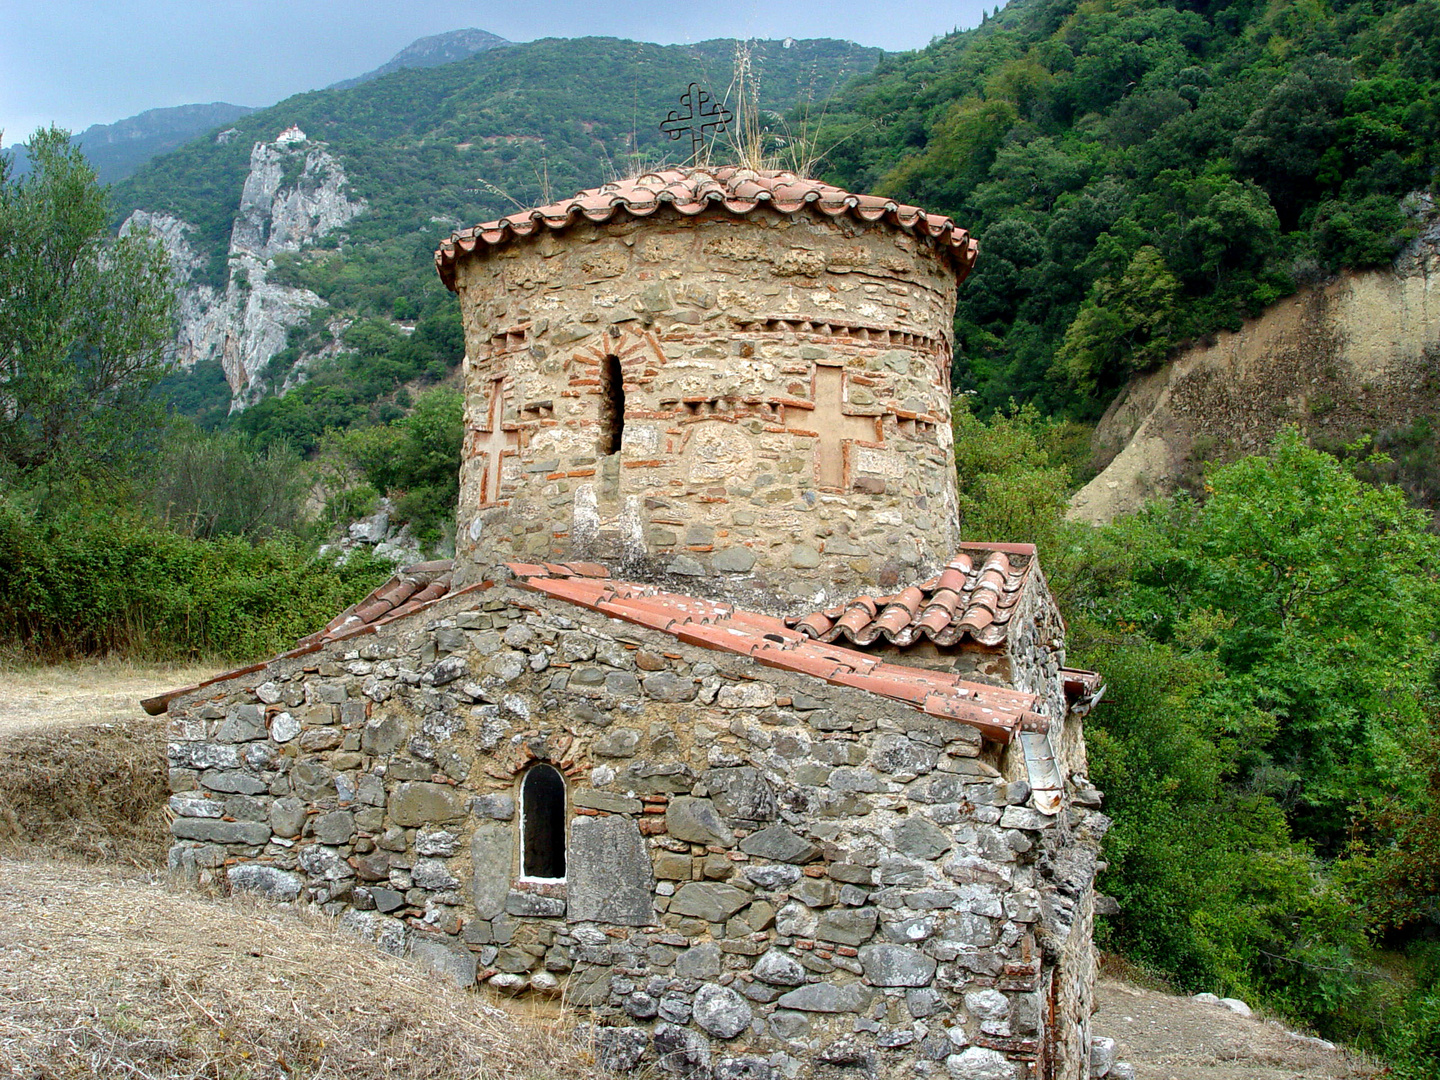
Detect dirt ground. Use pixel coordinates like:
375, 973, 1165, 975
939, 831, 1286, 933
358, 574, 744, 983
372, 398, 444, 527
0, 659, 220, 735
1093, 978, 1380, 1080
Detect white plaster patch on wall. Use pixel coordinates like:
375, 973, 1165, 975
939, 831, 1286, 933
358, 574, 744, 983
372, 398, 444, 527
572, 485, 599, 550
852, 446, 904, 479
620, 496, 646, 563
624, 424, 662, 455
685, 425, 756, 483
529, 428, 596, 455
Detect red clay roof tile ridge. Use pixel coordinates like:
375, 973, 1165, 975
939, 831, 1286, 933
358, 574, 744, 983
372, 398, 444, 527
436, 167, 978, 290
786, 544, 1039, 650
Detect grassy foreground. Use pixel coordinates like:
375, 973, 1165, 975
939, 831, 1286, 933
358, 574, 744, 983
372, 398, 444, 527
0, 860, 599, 1080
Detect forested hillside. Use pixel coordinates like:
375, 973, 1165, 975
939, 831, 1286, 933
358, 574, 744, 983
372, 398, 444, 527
820, 0, 1440, 417
114, 36, 880, 299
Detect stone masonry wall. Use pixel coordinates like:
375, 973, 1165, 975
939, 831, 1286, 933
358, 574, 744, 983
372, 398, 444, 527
167, 583, 1106, 1080
450, 208, 961, 606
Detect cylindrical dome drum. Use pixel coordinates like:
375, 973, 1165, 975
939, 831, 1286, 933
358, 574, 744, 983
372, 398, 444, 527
435, 167, 977, 605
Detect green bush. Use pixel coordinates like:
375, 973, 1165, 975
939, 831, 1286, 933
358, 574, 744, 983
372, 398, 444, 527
148, 427, 311, 540
0, 495, 391, 661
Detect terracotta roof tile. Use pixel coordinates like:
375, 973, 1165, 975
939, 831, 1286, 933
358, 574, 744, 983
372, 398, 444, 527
1061, 667, 1106, 716
787, 543, 1038, 649
508, 561, 1046, 742
435, 167, 979, 290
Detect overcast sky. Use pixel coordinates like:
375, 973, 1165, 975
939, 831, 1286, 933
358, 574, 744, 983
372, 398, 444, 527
1, 1, 993, 143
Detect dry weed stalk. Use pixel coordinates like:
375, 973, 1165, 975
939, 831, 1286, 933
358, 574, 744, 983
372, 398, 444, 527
0, 860, 603, 1080
0, 717, 169, 866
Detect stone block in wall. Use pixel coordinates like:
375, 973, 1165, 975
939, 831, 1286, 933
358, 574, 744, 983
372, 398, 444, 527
389, 781, 467, 826
773, 982, 873, 1014
172, 817, 269, 845
411, 934, 478, 989
944, 1046, 1019, 1080
738, 825, 819, 863
857, 944, 936, 987
567, 814, 655, 926
471, 820, 512, 918
706, 767, 778, 823
693, 983, 753, 1039
226, 864, 302, 901
815, 907, 877, 946
665, 796, 735, 847
667, 882, 750, 923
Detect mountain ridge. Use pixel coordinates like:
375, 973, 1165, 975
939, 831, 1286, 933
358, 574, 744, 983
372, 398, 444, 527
116, 35, 883, 430
4, 102, 256, 183
327, 28, 512, 90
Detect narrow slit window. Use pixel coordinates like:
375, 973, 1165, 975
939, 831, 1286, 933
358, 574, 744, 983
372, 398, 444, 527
598, 353, 625, 455
520, 763, 566, 880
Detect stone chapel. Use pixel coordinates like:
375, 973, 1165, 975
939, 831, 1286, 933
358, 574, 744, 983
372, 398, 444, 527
150, 166, 1110, 1080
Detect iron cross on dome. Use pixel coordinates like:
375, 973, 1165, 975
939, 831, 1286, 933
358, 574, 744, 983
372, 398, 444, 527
660, 83, 734, 162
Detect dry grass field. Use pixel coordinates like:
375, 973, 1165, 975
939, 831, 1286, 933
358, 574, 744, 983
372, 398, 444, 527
0, 859, 599, 1080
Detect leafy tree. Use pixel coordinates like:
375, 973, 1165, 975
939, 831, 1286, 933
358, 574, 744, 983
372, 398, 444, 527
327, 385, 463, 544
0, 127, 175, 480
148, 426, 310, 540
1099, 430, 1440, 844
1054, 246, 1180, 396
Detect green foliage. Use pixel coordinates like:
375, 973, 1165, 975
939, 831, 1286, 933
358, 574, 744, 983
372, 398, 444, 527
147, 426, 311, 540
113, 37, 882, 310
0, 127, 176, 479
153, 359, 232, 430
952, 399, 1077, 560
325, 386, 463, 545
1098, 430, 1440, 845
1390, 988, 1440, 1080
1054, 246, 1180, 396
0, 491, 391, 661
951, 411, 1440, 1061
819, 0, 1440, 415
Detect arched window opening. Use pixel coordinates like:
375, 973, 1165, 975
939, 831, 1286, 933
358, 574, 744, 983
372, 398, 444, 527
520, 763, 566, 879
598, 353, 625, 455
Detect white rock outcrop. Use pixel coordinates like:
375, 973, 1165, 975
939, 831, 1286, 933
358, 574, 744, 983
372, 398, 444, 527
123, 135, 365, 403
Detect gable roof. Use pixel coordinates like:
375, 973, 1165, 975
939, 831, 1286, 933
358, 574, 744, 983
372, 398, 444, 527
434, 166, 979, 291
142, 552, 1086, 754
140, 560, 478, 716
506, 561, 1050, 744
788, 542, 1039, 649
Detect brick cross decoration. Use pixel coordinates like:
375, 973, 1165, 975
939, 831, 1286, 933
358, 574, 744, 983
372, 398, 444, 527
477, 379, 519, 503
783, 365, 882, 489
659, 83, 733, 163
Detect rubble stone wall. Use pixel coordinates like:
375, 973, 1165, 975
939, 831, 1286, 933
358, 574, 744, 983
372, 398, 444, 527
450, 209, 961, 605
166, 584, 1105, 1080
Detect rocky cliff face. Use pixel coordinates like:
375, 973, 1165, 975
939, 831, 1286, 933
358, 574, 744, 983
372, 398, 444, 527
123, 133, 365, 403
1070, 196, 1440, 524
